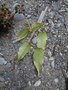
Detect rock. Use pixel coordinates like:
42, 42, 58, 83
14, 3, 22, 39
48, 50, 52, 57
52, 1, 61, 10
34, 80, 41, 87
28, 81, 31, 86
54, 78, 59, 84
14, 13, 24, 21
0, 57, 7, 65
65, 18, 68, 25
64, 0, 68, 5
48, 19, 54, 28
32, 37, 37, 44
5, 63, 12, 68
0, 82, 5, 88
27, 15, 31, 18
48, 11, 55, 18
0, 76, 5, 82
49, 57, 54, 61
0, 53, 3, 56
51, 60, 54, 68
59, 52, 63, 56
0, 65, 5, 73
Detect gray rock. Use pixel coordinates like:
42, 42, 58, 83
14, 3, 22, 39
28, 81, 31, 86
32, 37, 37, 44
48, 11, 55, 18
27, 15, 31, 18
54, 78, 59, 84
51, 60, 54, 68
49, 57, 54, 61
0, 57, 7, 65
0, 76, 5, 82
65, 18, 68, 25
64, 0, 68, 5
48, 50, 52, 57
5, 63, 12, 68
0, 65, 5, 73
14, 13, 25, 21
0, 82, 5, 88
34, 80, 41, 87
52, 1, 61, 10
0, 53, 3, 56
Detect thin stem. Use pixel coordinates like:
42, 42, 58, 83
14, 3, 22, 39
28, 30, 35, 42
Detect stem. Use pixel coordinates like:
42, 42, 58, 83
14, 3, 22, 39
28, 6, 48, 43
24, 17, 32, 31
28, 30, 35, 42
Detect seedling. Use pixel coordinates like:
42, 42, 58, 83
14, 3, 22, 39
16, 21, 47, 75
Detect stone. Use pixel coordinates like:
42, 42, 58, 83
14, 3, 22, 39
54, 78, 59, 84
49, 57, 54, 61
0, 65, 5, 73
0, 57, 7, 65
48, 50, 52, 57
64, 0, 68, 5
51, 60, 54, 68
65, 18, 68, 25
48, 11, 55, 18
0, 82, 5, 88
34, 80, 41, 87
5, 63, 12, 68
32, 37, 37, 44
28, 81, 31, 86
14, 13, 24, 21
27, 15, 31, 18
0, 76, 5, 82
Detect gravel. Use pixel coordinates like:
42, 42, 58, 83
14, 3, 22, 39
0, 0, 68, 90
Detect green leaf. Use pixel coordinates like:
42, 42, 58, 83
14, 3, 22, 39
17, 27, 29, 42
31, 22, 43, 31
37, 32, 47, 49
33, 48, 44, 74
17, 42, 30, 62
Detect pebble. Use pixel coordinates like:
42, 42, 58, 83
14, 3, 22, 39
0, 76, 5, 82
64, 0, 68, 5
59, 52, 63, 56
54, 78, 59, 84
66, 45, 68, 48
0, 65, 5, 73
28, 81, 31, 86
65, 18, 68, 25
34, 80, 41, 87
48, 50, 52, 57
49, 57, 54, 61
0, 57, 7, 65
32, 37, 37, 44
14, 13, 25, 21
0, 53, 3, 56
51, 60, 54, 68
0, 82, 5, 88
48, 11, 55, 18
27, 15, 31, 18
5, 63, 12, 68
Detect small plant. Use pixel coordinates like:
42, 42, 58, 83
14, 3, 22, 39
16, 22, 47, 75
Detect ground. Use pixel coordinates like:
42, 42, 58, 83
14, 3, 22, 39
0, 0, 68, 90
